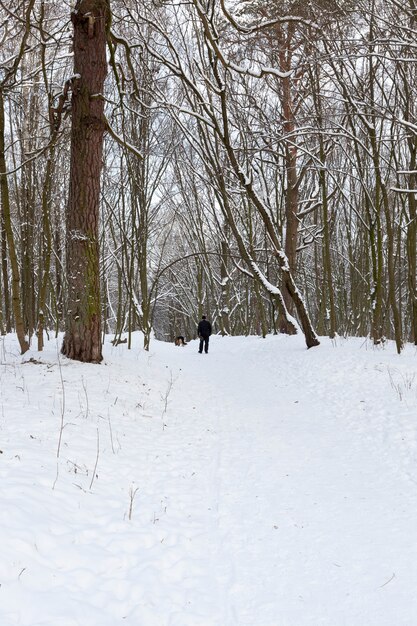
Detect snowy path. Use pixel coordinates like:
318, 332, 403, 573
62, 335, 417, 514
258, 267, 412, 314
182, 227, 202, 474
171, 336, 417, 626
1, 333, 417, 625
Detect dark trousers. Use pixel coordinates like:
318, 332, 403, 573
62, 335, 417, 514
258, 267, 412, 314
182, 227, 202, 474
199, 336, 209, 353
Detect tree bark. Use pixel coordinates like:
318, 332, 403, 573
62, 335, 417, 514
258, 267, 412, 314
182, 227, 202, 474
220, 232, 231, 336
278, 25, 299, 335
407, 160, 417, 345
0, 184, 11, 333
61, 0, 110, 363
0, 90, 29, 354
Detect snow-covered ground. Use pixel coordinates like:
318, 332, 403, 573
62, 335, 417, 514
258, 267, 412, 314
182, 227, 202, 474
1, 332, 417, 626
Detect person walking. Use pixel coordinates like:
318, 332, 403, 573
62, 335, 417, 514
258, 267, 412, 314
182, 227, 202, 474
198, 315, 212, 354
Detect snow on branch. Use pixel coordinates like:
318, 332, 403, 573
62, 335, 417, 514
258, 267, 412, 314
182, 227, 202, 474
104, 118, 144, 160
192, 0, 292, 79
250, 260, 299, 332
390, 187, 417, 194
219, 0, 319, 34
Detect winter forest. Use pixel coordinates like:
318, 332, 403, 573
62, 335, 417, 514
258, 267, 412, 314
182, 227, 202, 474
2, 2, 417, 624
0, 0, 416, 359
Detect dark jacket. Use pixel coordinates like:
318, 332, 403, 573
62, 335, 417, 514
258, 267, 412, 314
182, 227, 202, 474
198, 319, 212, 338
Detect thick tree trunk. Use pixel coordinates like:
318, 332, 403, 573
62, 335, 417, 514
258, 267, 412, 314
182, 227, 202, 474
0, 191, 11, 333
407, 169, 417, 345
278, 29, 299, 335
220, 234, 231, 336
61, 0, 110, 363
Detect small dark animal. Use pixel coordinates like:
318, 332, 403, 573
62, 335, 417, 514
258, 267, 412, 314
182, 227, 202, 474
175, 336, 187, 346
